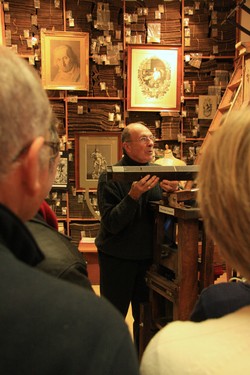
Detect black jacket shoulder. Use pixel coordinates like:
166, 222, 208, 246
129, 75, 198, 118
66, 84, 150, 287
25, 217, 93, 291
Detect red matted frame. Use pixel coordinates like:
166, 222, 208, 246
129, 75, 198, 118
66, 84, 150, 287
75, 132, 122, 190
127, 45, 182, 112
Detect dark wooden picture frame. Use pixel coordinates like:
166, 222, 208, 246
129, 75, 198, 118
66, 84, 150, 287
75, 132, 122, 190
127, 45, 182, 112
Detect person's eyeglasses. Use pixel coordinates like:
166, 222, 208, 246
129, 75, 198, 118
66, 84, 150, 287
11, 140, 60, 163
11, 115, 60, 163
127, 135, 156, 144
11, 143, 33, 163
44, 141, 60, 159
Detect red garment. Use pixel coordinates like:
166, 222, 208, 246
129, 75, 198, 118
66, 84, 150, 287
38, 201, 58, 231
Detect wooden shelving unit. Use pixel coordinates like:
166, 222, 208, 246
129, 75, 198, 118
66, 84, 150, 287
0, 0, 238, 236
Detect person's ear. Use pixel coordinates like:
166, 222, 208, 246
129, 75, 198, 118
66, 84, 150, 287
123, 142, 130, 154
21, 136, 45, 196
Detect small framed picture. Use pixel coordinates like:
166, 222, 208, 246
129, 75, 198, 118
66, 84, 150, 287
75, 133, 122, 190
198, 95, 218, 119
52, 152, 68, 189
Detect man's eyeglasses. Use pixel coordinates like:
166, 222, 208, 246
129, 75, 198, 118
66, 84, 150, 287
11, 140, 60, 163
44, 141, 60, 159
12, 143, 33, 163
11, 115, 60, 163
127, 135, 156, 144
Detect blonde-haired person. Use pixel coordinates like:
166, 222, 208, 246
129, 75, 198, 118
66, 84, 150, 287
140, 108, 250, 375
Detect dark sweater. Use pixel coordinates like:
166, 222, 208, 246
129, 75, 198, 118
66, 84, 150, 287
190, 281, 250, 322
95, 154, 162, 260
0, 204, 139, 375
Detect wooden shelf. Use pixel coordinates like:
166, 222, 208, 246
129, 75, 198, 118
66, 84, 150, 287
65, 96, 123, 101
184, 54, 235, 60
185, 137, 204, 141
69, 218, 99, 222
78, 242, 97, 253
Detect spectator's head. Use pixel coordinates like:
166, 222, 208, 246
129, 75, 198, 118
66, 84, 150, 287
53, 45, 79, 73
122, 122, 155, 164
197, 108, 250, 279
0, 46, 60, 221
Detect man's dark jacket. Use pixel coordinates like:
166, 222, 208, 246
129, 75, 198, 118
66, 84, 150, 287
95, 153, 163, 260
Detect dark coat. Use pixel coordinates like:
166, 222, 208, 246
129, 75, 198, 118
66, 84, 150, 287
190, 281, 250, 322
26, 215, 93, 291
0, 204, 140, 375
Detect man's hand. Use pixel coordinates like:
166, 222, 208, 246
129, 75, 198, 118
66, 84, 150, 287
160, 180, 178, 193
128, 174, 159, 201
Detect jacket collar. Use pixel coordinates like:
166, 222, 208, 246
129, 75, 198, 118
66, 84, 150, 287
0, 204, 44, 266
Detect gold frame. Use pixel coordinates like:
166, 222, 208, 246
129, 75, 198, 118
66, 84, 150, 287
41, 31, 89, 90
0, 4, 5, 46
127, 45, 182, 112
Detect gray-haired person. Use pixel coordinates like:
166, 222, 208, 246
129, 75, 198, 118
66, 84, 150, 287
0, 46, 139, 375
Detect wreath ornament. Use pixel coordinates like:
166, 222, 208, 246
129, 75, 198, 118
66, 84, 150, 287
137, 57, 171, 99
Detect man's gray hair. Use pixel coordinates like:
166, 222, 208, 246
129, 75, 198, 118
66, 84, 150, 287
0, 46, 52, 177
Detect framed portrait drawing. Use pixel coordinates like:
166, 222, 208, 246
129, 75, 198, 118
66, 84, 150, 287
41, 31, 89, 90
127, 45, 182, 111
52, 152, 68, 189
75, 133, 122, 190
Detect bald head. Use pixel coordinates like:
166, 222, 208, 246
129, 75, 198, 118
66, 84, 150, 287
122, 122, 155, 164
